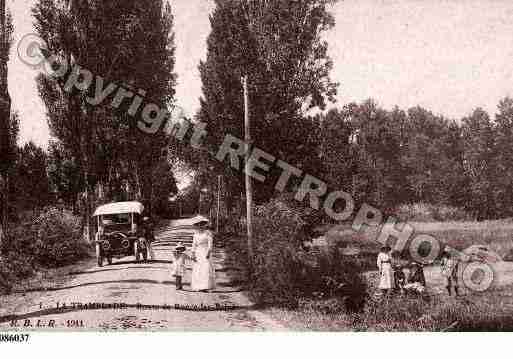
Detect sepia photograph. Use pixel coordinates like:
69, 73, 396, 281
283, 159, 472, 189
1, 0, 513, 341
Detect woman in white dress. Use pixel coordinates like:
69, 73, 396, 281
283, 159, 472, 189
191, 221, 216, 292
377, 246, 394, 294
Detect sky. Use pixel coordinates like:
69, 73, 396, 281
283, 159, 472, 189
7, 0, 513, 147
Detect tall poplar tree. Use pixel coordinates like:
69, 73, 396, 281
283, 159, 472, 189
0, 1, 13, 246
34, 0, 176, 238
198, 0, 338, 206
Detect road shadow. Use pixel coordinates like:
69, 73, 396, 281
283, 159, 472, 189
178, 288, 243, 294
0, 302, 258, 324
69, 266, 168, 276
14, 279, 246, 293
106, 259, 173, 266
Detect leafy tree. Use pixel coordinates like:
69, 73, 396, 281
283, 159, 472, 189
1, 112, 18, 222
461, 108, 498, 219
12, 142, 52, 213
0, 3, 12, 173
318, 108, 353, 192
47, 140, 83, 212
198, 0, 337, 206
34, 0, 177, 235
0, 6, 13, 246
402, 106, 465, 206
493, 97, 513, 217
345, 100, 405, 209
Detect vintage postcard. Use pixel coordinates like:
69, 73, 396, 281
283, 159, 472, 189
1, 0, 513, 345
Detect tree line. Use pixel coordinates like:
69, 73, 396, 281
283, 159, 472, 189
2, 0, 513, 245
185, 0, 513, 222
316, 99, 513, 220
1, 0, 179, 243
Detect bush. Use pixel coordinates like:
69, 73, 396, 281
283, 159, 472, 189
0, 227, 37, 294
31, 207, 90, 267
0, 253, 34, 294
2, 207, 90, 269
228, 196, 367, 311
304, 246, 367, 312
248, 198, 306, 306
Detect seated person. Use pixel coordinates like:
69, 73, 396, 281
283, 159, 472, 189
393, 265, 406, 292
403, 262, 426, 294
390, 251, 407, 293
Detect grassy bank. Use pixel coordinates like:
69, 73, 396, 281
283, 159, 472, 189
265, 284, 513, 331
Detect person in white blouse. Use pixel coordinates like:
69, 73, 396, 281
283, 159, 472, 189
191, 220, 216, 292
377, 246, 394, 294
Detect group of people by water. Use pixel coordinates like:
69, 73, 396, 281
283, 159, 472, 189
377, 245, 460, 296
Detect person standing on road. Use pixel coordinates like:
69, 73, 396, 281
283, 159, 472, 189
171, 242, 189, 290
441, 249, 459, 296
191, 220, 216, 292
142, 216, 155, 261
377, 246, 394, 295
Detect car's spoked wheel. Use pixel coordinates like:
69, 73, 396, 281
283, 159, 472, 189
96, 243, 103, 267
134, 241, 140, 262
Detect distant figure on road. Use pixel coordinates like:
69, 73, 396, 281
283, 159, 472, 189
441, 249, 459, 296
142, 216, 155, 260
377, 246, 394, 294
191, 219, 216, 292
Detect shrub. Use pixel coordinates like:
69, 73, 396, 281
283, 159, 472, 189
2, 207, 90, 269
248, 198, 306, 306
307, 246, 367, 312
0, 253, 34, 294
228, 195, 367, 311
0, 226, 36, 294
31, 207, 90, 267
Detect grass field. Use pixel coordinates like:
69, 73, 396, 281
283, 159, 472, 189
265, 283, 513, 331
320, 218, 513, 261
280, 219, 513, 331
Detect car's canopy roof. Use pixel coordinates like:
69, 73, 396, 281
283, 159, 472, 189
93, 201, 144, 217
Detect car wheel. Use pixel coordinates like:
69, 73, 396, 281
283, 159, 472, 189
96, 243, 103, 267
134, 241, 140, 262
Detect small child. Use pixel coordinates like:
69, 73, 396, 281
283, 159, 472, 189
440, 249, 459, 296
171, 242, 189, 290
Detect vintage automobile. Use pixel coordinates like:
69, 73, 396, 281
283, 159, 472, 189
92, 201, 151, 267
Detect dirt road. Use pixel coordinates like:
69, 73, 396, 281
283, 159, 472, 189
0, 219, 286, 331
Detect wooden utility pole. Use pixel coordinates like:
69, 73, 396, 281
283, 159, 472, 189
198, 191, 202, 215
242, 75, 254, 277
216, 175, 221, 233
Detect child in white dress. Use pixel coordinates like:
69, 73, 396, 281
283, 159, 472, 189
171, 242, 190, 290
377, 246, 394, 294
